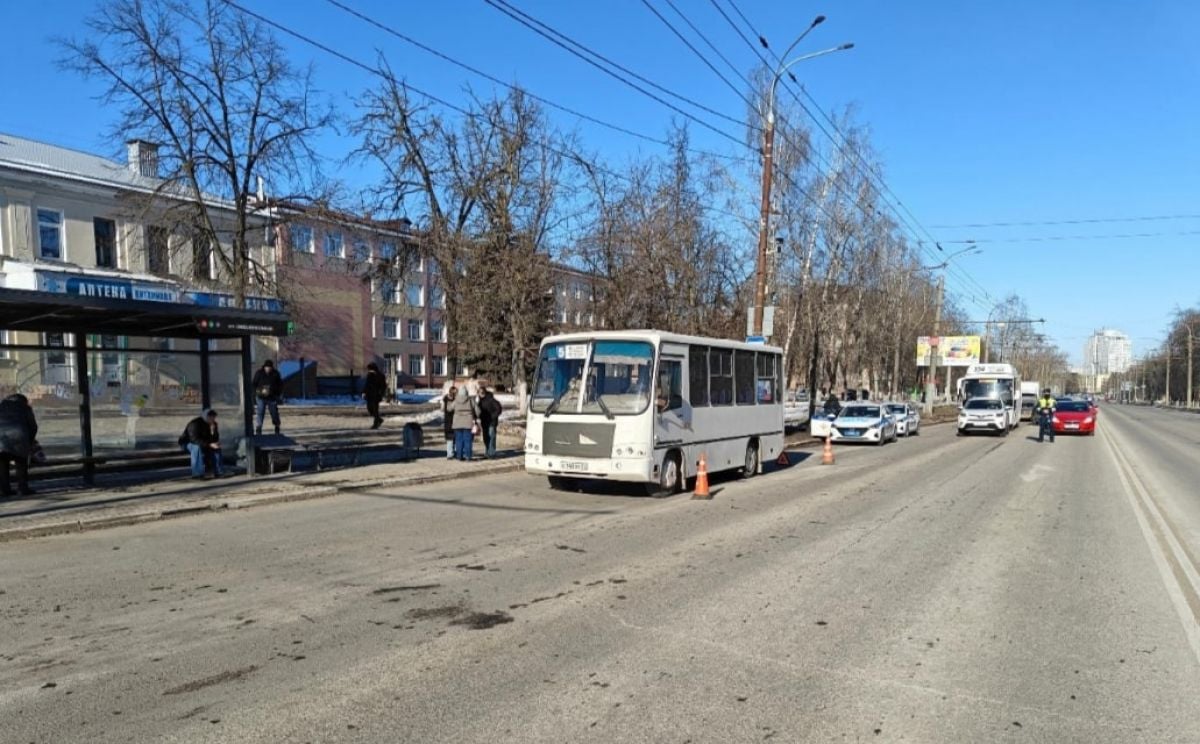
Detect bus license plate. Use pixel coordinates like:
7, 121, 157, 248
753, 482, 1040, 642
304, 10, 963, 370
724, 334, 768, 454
562, 461, 589, 472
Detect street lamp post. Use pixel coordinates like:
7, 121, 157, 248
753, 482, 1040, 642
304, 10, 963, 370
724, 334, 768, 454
751, 21, 852, 338
919, 246, 980, 413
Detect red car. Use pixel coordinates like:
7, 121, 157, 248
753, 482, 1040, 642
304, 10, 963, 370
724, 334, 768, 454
1052, 398, 1097, 435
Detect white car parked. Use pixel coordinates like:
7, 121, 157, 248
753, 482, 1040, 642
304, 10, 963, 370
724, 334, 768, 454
832, 403, 898, 445
886, 402, 921, 437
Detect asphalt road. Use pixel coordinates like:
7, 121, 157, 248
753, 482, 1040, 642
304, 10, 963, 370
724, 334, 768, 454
3, 405, 1199, 743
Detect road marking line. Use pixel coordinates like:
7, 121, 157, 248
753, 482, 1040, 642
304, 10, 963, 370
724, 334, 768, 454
1101, 422, 1200, 666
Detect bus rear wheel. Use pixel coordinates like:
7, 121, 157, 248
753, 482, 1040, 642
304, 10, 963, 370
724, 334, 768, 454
742, 440, 759, 478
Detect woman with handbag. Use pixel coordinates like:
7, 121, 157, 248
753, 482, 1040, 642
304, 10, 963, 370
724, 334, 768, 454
450, 386, 479, 462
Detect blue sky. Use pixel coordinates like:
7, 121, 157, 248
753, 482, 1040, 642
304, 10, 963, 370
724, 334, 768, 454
3, 0, 1198, 365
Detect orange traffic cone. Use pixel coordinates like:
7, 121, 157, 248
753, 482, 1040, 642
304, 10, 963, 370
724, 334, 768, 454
692, 453, 711, 499
821, 434, 835, 465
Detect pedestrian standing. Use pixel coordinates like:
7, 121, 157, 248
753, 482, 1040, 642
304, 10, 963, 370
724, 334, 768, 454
0, 393, 38, 497
181, 409, 223, 479
363, 362, 387, 429
252, 359, 283, 435
450, 386, 478, 461
442, 386, 458, 460
478, 387, 503, 459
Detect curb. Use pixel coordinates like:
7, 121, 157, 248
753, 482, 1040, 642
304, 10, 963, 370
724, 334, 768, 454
0, 461, 525, 543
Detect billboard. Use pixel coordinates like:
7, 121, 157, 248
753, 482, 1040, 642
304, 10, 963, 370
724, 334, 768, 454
917, 335, 981, 367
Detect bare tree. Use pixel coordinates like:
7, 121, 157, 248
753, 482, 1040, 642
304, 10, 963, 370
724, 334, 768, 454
59, 0, 333, 304
576, 126, 745, 337
354, 75, 579, 388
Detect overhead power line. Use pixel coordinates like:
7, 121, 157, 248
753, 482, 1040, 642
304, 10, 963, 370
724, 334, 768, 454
715, 0, 996, 307
222, 1, 754, 229
929, 213, 1200, 229
944, 228, 1200, 245
322, 0, 747, 164
638, 0, 755, 111
483, 0, 753, 148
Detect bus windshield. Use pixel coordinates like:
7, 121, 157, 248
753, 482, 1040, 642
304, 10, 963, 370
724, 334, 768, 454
531, 340, 654, 415
961, 377, 1015, 405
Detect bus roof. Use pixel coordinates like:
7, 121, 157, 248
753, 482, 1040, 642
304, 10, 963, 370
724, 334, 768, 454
538, 329, 783, 355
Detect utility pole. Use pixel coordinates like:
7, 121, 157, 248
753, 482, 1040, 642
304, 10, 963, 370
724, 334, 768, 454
1188, 323, 1194, 409
751, 112, 775, 338
750, 32, 852, 338
924, 273, 944, 414
1165, 344, 1172, 406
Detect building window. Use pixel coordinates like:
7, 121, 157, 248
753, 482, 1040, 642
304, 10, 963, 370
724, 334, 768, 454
37, 208, 64, 260
192, 233, 214, 281
406, 318, 424, 341
455, 360, 469, 377
430, 320, 446, 342
290, 224, 314, 253
431, 355, 446, 376
379, 241, 397, 260
353, 238, 371, 262
430, 286, 445, 308
404, 283, 424, 307
587, 313, 595, 327
146, 225, 170, 277
0, 330, 9, 360
408, 354, 425, 377
559, 308, 568, 324
383, 317, 399, 339
573, 283, 582, 300
93, 217, 116, 268
376, 279, 394, 304
323, 231, 344, 258
574, 311, 582, 326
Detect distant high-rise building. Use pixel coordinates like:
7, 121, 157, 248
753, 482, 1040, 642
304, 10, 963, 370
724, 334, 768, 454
1083, 329, 1132, 376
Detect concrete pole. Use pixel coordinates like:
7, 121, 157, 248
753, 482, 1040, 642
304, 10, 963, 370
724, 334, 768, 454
752, 113, 776, 338
1165, 346, 1171, 406
923, 274, 944, 413
1188, 326, 1194, 409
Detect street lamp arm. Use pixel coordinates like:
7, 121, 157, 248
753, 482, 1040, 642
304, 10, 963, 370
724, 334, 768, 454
768, 44, 855, 121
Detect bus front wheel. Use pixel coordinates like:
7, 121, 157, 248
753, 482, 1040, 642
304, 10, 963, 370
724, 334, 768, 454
648, 453, 682, 497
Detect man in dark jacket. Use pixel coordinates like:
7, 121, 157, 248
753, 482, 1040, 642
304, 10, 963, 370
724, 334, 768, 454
252, 359, 283, 435
182, 409, 223, 478
363, 362, 387, 429
442, 386, 458, 460
478, 388, 503, 459
0, 393, 38, 497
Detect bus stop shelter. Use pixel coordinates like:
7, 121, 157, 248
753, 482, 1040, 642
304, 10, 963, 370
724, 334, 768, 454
0, 286, 290, 483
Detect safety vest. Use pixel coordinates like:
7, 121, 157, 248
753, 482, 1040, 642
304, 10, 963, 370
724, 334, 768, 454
1037, 396, 1055, 410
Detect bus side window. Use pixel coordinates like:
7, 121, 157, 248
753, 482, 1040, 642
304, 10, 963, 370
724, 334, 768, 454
689, 345, 709, 407
735, 350, 755, 405
756, 352, 777, 403
657, 360, 683, 412
709, 349, 733, 406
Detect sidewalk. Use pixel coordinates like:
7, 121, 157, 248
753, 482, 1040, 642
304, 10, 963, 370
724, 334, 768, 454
0, 448, 524, 543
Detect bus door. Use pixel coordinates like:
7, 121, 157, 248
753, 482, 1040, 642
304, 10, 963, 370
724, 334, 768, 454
655, 349, 687, 444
